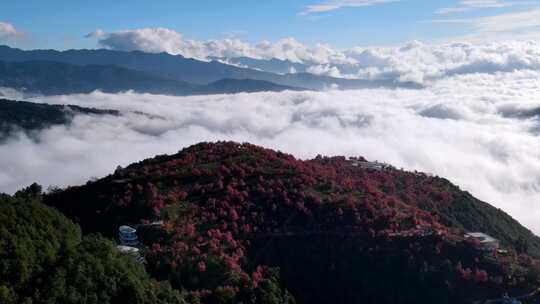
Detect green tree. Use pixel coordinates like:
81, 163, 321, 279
0, 194, 186, 304
0, 194, 80, 302
13, 183, 43, 200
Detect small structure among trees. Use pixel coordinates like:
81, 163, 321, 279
349, 160, 389, 171
465, 232, 500, 252
116, 245, 144, 263
118, 225, 139, 246
117, 225, 145, 263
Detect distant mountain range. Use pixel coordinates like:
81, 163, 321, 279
0, 60, 302, 96
212, 56, 310, 74
0, 45, 420, 95
213, 56, 361, 76
199, 78, 300, 93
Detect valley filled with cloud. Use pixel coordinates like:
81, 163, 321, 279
2, 59, 540, 232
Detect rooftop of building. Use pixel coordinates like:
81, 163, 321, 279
116, 245, 140, 254
119, 225, 137, 234
465, 232, 498, 243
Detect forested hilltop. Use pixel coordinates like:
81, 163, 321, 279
4, 142, 540, 303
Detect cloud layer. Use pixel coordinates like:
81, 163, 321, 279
93, 27, 540, 84
436, 0, 521, 14
2, 68, 540, 233
301, 0, 400, 14
96, 28, 354, 65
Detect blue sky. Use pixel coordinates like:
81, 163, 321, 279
2, 0, 540, 50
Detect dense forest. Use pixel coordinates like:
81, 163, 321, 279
4, 142, 540, 303
0, 185, 185, 304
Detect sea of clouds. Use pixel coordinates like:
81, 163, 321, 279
1, 67, 540, 232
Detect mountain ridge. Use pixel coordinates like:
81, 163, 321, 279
0, 45, 420, 90
42, 141, 540, 304
0, 60, 303, 96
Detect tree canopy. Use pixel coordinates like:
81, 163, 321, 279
0, 194, 184, 304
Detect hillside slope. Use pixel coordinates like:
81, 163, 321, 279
197, 78, 303, 94
0, 98, 118, 140
0, 60, 198, 95
44, 142, 540, 303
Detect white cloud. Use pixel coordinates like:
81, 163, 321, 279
433, 8, 540, 41
2, 67, 540, 233
306, 64, 344, 77
436, 7, 473, 14
302, 0, 400, 14
436, 0, 518, 14
92, 27, 540, 85
84, 28, 105, 39
347, 40, 540, 83
98, 27, 186, 55
96, 28, 355, 65
0, 21, 24, 42
471, 8, 540, 35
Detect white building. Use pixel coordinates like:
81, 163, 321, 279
119, 225, 139, 246
351, 160, 387, 171
140, 220, 164, 227
465, 232, 500, 251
